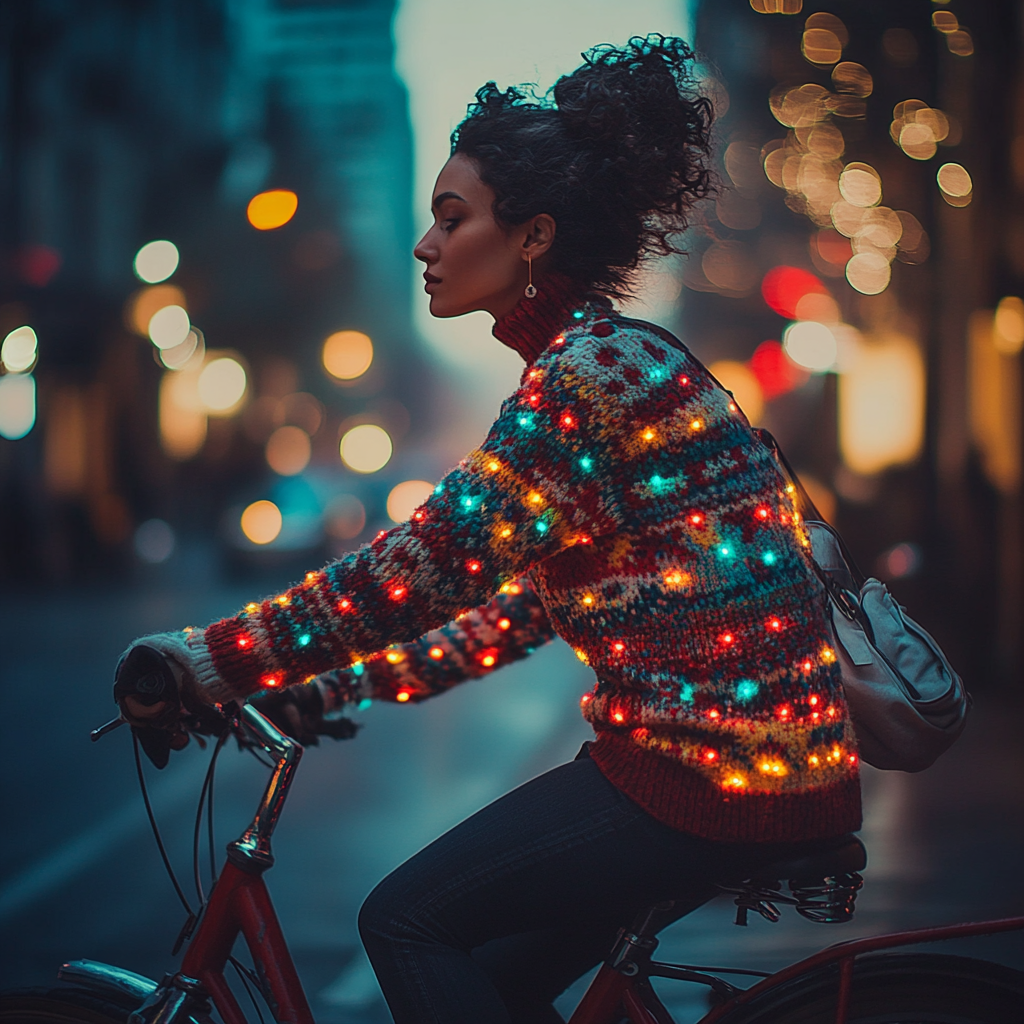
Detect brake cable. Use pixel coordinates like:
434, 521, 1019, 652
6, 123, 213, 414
133, 733, 195, 921
192, 729, 228, 906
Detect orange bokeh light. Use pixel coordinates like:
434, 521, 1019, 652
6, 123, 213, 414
247, 190, 298, 230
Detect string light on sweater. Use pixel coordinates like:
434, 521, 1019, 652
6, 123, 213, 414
171, 271, 859, 846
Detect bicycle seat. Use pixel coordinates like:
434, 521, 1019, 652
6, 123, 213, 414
752, 833, 867, 883
719, 834, 867, 926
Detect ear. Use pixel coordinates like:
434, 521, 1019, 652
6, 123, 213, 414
521, 213, 556, 261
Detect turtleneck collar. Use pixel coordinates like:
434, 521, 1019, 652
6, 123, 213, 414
492, 272, 612, 365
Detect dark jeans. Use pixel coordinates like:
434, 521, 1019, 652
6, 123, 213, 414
358, 749, 810, 1024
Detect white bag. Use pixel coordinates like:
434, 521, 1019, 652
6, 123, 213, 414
756, 429, 970, 771
806, 520, 970, 771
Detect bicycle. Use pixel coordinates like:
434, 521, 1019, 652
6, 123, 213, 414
2, 702, 1021, 1024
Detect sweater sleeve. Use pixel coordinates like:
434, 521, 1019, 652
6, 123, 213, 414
316, 575, 555, 708
178, 332, 624, 704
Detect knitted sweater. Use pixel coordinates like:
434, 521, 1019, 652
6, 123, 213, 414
161, 273, 861, 843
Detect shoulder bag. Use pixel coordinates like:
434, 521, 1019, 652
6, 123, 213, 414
757, 430, 970, 772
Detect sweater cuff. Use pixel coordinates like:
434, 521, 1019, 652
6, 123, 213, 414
126, 630, 228, 705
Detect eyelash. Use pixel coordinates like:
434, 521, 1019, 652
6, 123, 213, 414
442, 219, 460, 233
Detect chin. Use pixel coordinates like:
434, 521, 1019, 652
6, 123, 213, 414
428, 294, 472, 319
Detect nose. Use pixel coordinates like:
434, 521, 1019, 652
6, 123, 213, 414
413, 229, 436, 266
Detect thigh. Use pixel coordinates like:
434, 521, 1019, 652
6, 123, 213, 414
360, 755, 737, 954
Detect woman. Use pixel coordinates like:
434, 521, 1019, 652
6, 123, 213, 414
117, 37, 861, 1023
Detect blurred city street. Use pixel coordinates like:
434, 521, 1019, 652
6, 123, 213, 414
2, 0, 1023, 1020
1, 575, 1021, 1021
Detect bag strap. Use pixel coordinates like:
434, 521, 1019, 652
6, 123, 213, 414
754, 428, 868, 590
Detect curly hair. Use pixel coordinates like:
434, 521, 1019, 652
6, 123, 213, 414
450, 35, 715, 298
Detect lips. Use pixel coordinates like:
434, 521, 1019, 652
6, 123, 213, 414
423, 272, 440, 293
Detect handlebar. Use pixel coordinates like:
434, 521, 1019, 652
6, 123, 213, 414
92, 700, 302, 874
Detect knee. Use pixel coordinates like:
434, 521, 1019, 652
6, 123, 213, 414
358, 875, 403, 946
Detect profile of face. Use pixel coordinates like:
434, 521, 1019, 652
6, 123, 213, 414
413, 153, 555, 320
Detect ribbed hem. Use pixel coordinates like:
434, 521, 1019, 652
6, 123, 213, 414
590, 732, 862, 843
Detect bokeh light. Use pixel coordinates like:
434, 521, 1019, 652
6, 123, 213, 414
701, 241, 759, 294
708, 361, 764, 424
247, 190, 298, 230
794, 291, 839, 323
893, 213, 929, 265
749, 0, 803, 12
198, 356, 247, 414
133, 240, 179, 284
0, 373, 36, 439
387, 479, 435, 522
265, 425, 312, 476
159, 367, 206, 460
783, 320, 838, 372
323, 330, 374, 380
839, 334, 925, 475
846, 251, 891, 295
134, 519, 175, 563
882, 27, 918, 66
946, 30, 974, 57
241, 500, 283, 544
325, 494, 366, 540
802, 28, 842, 65
937, 162, 973, 206
148, 304, 191, 350
159, 328, 203, 370
128, 284, 187, 336
1, 326, 38, 373
761, 266, 826, 319
994, 296, 1024, 355
880, 542, 922, 581
838, 163, 881, 208
340, 423, 392, 473
831, 62, 872, 98
748, 339, 809, 399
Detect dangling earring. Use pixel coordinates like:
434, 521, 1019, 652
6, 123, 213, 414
524, 253, 537, 299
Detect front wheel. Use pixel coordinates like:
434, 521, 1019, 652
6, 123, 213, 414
715, 953, 1024, 1024
0, 988, 143, 1024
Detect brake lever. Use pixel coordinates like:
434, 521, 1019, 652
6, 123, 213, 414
91, 717, 127, 742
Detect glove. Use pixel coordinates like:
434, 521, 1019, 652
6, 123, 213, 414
114, 643, 225, 767
250, 678, 360, 746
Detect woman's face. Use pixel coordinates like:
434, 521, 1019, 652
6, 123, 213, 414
413, 153, 553, 320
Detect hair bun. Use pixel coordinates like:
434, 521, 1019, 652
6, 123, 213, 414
452, 35, 714, 297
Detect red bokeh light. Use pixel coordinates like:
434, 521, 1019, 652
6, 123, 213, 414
761, 266, 827, 319
748, 340, 810, 400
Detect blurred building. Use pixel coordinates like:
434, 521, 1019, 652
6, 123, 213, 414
0, 0, 428, 584
685, 0, 1022, 686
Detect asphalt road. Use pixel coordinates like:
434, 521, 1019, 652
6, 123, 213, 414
2, 579, 1021, 1022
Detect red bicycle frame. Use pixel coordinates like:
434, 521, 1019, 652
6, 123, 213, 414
568, 914, 1024, 1024
80, 706, 1021, 1024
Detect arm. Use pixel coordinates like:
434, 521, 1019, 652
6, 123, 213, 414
317, 575, 555, 708
160, 329, 623, 705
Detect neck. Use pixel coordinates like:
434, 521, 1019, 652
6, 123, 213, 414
492, 272, 607, 365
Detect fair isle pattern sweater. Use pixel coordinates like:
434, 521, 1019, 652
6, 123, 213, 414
168, 274, 861, 843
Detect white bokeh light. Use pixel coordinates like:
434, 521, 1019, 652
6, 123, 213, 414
1, 326, 38, 373
783, 321, 838, 373
133, 240, 180, 284
148, 304, 191, 349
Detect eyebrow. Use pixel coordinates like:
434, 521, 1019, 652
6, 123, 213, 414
432, 190, 467, 210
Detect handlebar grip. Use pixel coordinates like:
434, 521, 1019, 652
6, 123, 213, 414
114, 645, 179, 706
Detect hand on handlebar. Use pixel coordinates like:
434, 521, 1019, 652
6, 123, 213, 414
250, 678, 360, 747
113, 644, 226, 767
